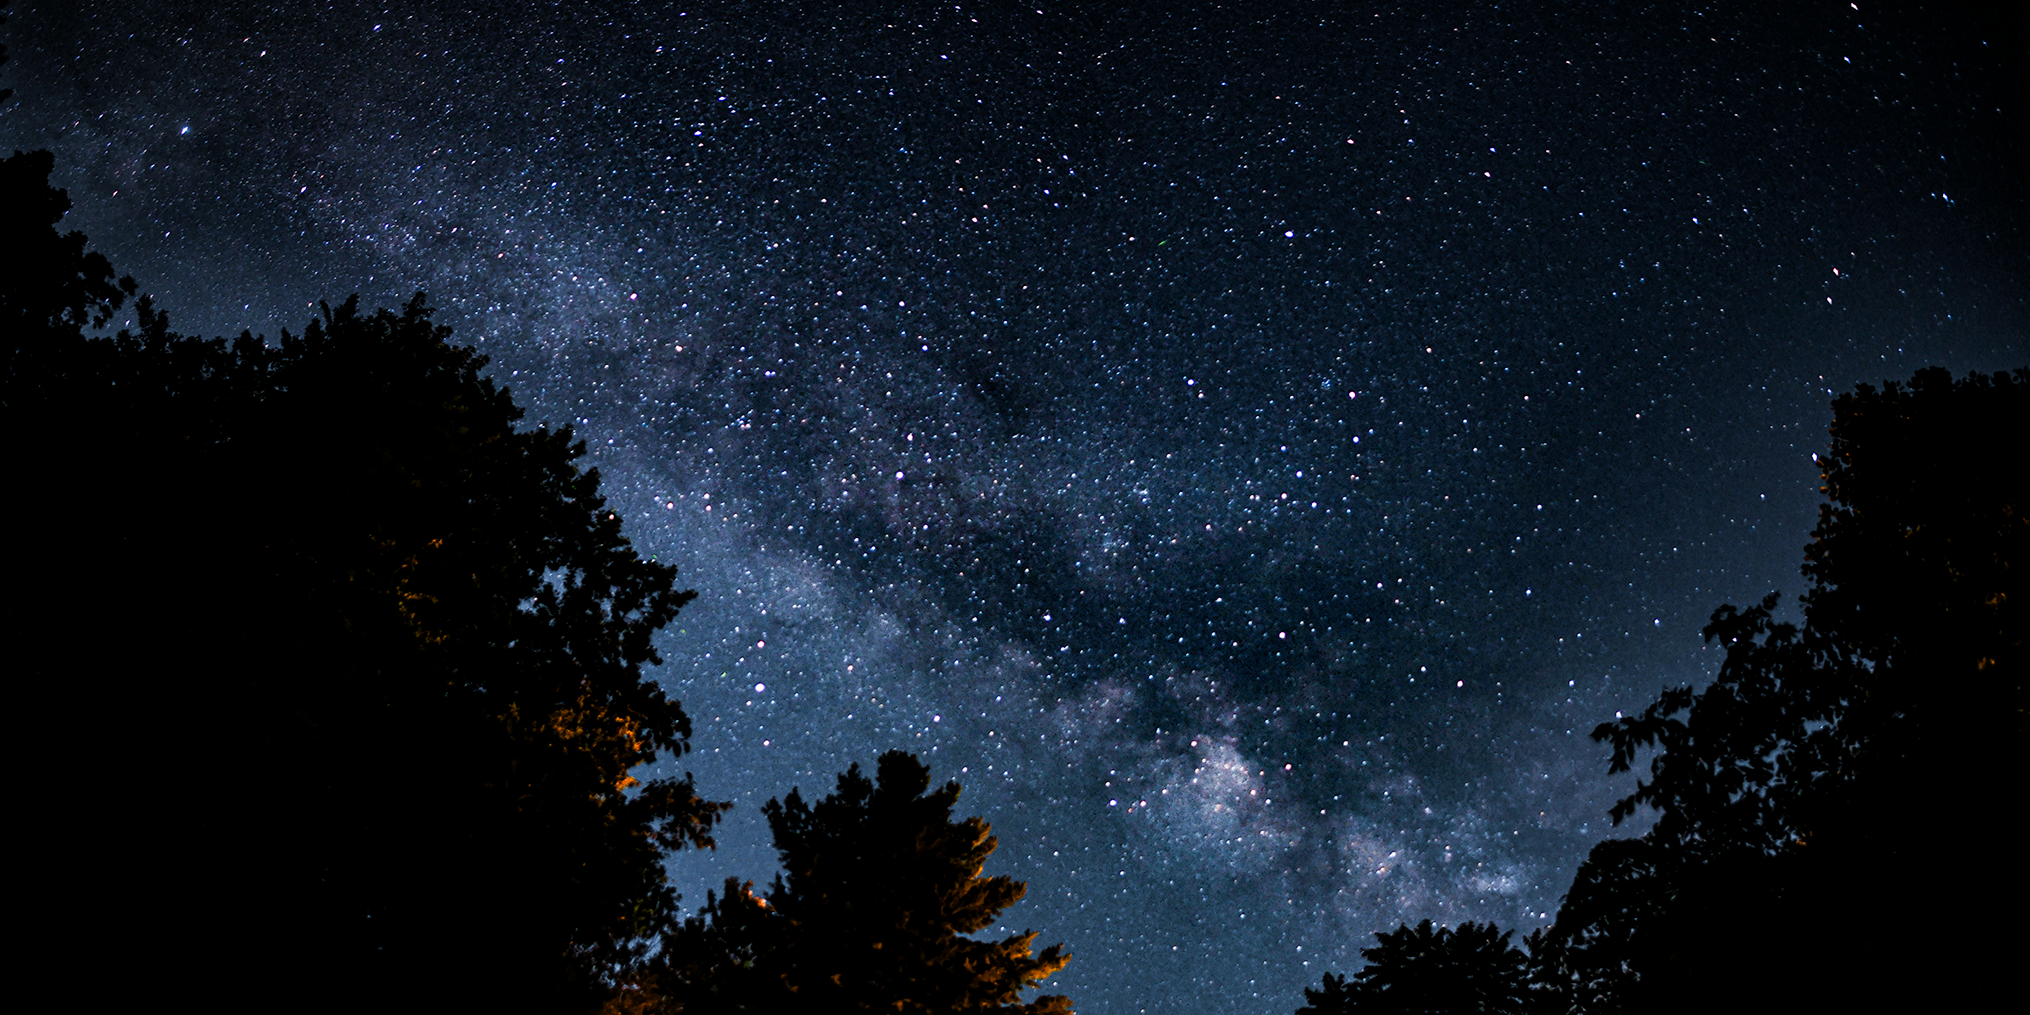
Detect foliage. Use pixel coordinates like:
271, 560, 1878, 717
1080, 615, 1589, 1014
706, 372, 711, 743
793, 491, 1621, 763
1585, 368, 2027, 855
5, 148, 725, 1011
1300, 367, 2025, 1015
0, 148, 135, 342
1298, 920, 1539, 1015
1533, 366, 2028, 1011
636, 751, 1072, 1014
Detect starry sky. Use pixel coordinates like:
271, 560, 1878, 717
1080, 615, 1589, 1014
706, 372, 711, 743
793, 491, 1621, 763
6, 2, 2022, 1011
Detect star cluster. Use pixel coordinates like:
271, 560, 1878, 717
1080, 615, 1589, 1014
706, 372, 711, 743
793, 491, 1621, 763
6, 2, 2020, 1012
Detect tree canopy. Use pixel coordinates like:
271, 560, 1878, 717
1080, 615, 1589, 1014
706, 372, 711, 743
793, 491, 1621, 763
1300, 366, 2025, 1015
1298, 920, 1539, 1015
634, 750, 1072, 1015
4, 149, 724, 1012
5, 100, 1071, 1014
1536, 366, 2027, 1011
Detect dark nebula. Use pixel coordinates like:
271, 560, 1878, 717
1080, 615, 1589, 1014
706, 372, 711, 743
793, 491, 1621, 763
6, 2, 2020, 1011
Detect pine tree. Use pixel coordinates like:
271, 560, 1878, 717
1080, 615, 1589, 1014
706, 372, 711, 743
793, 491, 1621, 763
649, 751, 1072, 1014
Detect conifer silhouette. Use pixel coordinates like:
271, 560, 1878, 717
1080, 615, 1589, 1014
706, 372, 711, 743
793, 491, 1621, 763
645, 751, 1071, 1014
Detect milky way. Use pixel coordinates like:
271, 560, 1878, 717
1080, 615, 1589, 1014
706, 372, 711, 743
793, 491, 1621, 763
7, 2, 2021, 1011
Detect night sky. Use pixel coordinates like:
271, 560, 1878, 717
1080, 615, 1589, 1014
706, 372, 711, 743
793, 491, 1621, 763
7, 2, 2022, 1011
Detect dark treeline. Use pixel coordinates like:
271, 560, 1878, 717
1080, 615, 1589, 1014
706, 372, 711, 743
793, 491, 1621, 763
1299, 364, 2027, 1013
5, 157, 722, 1009
1, 161, 1069, 1015
1, 27, 1069, 1010
1, 174, 1068, 1015
7, 13, 2019, 1010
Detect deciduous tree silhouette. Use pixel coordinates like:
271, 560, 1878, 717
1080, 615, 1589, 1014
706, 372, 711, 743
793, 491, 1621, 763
0, 148, 132, 340
1308, 368, 2025, 1014
640, 751, 1072, 1014
1535, 367, 2027, 1011
0, 20, 135, 347
4, 145, 726, 1011
1298, 920, 1540, 1015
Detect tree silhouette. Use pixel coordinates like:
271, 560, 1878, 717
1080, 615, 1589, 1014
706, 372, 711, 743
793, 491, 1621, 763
642, 751, 1071, 1014
619, 876, 786, 1014
1535, 367, 2028, 1011
0, 147, 135, 350
5, 144, 726, 1012
1298, 920, 1540, 1015
0, 6, 134, 346
1331, 368, 2026, 1014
